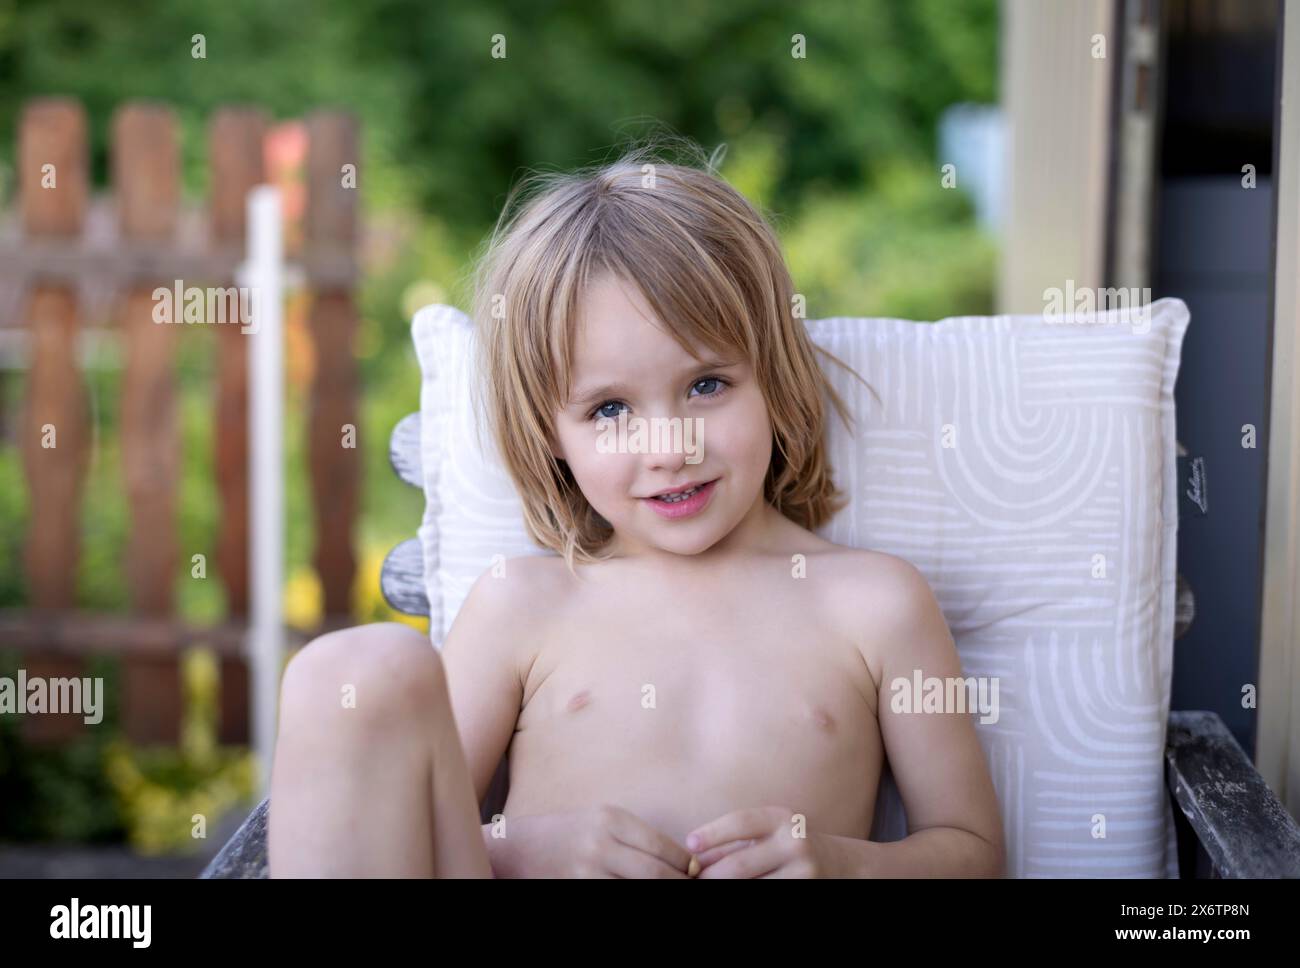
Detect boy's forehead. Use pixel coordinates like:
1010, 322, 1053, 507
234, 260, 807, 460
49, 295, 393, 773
577, 277, 660, 338
568, 274, 747, 395
574, 305, 677, 357
573, 280, 690, 364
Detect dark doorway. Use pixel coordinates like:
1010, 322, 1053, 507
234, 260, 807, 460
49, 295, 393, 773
1152, 0, 1281, 756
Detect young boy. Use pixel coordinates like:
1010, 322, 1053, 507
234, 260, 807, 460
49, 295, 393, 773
268, 148, 1004, 878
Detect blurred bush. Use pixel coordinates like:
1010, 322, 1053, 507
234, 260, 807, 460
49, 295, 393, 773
784, 157, 997, 320
0, 653, 125, 842
0, 648, 257, 853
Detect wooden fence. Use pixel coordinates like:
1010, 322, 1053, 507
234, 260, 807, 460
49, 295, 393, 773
0, 96, 361, 745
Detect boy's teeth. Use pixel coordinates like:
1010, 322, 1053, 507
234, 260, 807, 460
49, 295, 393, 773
656, 485, 701, 503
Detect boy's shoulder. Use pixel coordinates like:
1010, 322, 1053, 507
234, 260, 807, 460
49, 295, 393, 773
447, 554, 576, 679
805, 544, 933, 617
799, 540, 948, 682
810, 542, 933, 599
464, 553, 577, 611
780, 525, 932, 602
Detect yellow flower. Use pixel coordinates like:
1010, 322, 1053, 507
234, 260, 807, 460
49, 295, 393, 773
283, 566, 324, 631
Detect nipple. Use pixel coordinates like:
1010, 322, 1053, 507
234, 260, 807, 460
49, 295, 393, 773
810, 706, 836, 732
565, 689, 592, 713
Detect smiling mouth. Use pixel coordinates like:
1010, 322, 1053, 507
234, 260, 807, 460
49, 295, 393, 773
645, 479, 716, 503
653, 485, 703, 504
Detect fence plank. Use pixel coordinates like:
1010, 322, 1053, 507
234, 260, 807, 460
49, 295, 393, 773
306, 112, 360, 617
209, 108, 267, 748
20, 291, 87, 609
16, 99, 90, 745
19, 98, 89, 610
0, 610, 310, 655
209, 107, 267, 619
113, 102, 183, 743
19, 97, 89, 240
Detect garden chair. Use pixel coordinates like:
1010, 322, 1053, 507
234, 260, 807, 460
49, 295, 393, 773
201, 409, 1300, 879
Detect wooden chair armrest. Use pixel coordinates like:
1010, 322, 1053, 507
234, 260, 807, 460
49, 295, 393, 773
198, 797, 270, 879
1165, 710, 1300, 878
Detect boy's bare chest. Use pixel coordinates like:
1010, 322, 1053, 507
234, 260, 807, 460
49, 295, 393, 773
515, 577, 878, 755
505, 575, 883, 838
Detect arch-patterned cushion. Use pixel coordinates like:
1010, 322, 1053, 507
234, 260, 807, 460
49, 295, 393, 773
409, 298, 1190, 877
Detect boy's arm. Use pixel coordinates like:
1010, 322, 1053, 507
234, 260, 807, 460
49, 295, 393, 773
854, 555, 1005, 877
439, 567, 528, 824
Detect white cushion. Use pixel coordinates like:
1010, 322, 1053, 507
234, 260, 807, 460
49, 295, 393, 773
411, 297, 1190, 878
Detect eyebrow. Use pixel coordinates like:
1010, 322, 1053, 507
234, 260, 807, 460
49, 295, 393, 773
568, 358, 738, 409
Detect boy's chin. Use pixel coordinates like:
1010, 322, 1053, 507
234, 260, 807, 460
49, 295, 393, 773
642, 527, 724, 559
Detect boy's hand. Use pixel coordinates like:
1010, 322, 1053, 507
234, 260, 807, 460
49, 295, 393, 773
488, 805, 693, 878
686, 806, 849, 878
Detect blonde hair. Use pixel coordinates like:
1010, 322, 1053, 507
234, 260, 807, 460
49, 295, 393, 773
470, 137, 869, 572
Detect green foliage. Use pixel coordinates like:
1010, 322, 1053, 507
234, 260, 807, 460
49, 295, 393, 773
359, 0, 999, 230
174, 327, 225, 622
0, 651, 125, 842
0, 0, 998, 225
104, 649, 258, 855
0, 0, 406, 201
784, 158, 997, 320
0, 371, 28, 605
0, 647, 257, 850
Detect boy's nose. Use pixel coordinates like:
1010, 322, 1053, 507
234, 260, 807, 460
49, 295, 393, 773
644, 441, 688, 474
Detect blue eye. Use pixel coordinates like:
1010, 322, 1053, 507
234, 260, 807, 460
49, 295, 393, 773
588, 376, 730, 422
691, 377, 727, 397
591, 400, 629, 421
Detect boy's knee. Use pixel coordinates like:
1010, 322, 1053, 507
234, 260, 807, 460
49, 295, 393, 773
282, 623, 445, 731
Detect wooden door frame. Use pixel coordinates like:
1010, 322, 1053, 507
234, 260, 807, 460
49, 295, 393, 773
1258, 0, 1300, 818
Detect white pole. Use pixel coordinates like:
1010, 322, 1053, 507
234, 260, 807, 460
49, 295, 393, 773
245, 185, 284, 795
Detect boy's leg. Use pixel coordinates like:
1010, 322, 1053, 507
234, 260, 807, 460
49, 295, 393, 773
268, 622, 492, 878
